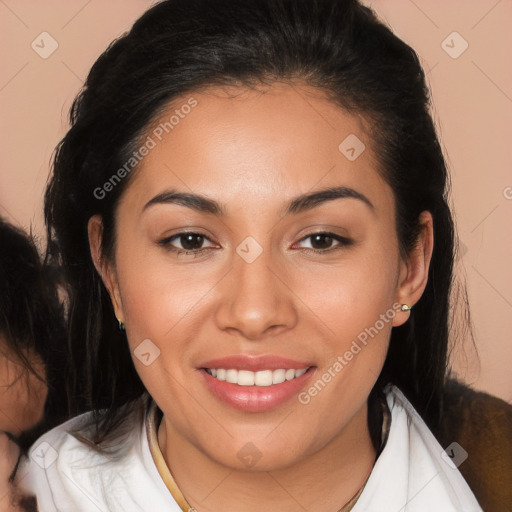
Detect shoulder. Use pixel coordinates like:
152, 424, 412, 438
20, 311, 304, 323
13, 411, 107, 512
351, 385, 483, 512
14, 398, 177, 511
26, 410, 103, 462
22, 404, 144, 471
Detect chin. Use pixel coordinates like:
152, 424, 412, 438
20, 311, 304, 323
201, 436, 310, 473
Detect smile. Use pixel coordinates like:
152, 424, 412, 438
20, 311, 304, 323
205, 368, 309, 386
200, 365, 315, 412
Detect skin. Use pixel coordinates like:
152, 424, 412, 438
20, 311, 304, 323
0, 336, 47, 512
0, 432, 22, 511
0, 336, 47, 435
89, 82, 433, 512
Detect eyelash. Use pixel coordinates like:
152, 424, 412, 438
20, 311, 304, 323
159, 231, 353, 257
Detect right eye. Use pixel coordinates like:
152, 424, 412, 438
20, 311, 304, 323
159, 232, 218, 257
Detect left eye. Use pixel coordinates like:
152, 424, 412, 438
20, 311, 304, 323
295, 232, 352, 251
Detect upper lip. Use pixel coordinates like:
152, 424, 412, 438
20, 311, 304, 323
198, 355, 313, 372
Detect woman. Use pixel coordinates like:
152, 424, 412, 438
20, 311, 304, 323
0, 218, 68, 511
15, 0, 485, 510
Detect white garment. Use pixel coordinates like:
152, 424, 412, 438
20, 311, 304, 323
16, 385, 482, 512
351, 386, 482, 512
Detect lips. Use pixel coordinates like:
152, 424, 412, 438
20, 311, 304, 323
198, 355, 315, 412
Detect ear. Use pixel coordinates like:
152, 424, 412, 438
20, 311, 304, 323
87, 215, 125, 323
392, 211, 434, 327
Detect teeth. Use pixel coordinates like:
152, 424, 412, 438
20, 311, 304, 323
254, 370, 273, 387
272, 369, 286, 384
206, 368, 309, 386
226, 369, 238, 384
285, 369, 295, 381
238, 370, 255, 386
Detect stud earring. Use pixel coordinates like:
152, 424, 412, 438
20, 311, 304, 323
401, 304, 412, 313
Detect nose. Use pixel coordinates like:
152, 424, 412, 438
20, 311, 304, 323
214, 247, 298, 340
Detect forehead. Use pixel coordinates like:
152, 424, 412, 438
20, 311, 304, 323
123, 82, 392, 214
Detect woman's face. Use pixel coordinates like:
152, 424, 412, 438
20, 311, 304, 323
0, 335, 47, 434
90, 83, 431, 471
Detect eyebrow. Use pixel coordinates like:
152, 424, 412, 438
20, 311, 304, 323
142, 186, 374, 216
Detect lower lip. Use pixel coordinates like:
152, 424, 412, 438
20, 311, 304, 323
200, 368, 315, 412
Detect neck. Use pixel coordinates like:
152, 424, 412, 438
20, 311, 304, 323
157, 403, 377, 512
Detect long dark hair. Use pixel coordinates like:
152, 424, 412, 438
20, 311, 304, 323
44, 0, 460, 446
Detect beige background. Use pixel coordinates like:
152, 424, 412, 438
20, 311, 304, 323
0, 0, 511, 403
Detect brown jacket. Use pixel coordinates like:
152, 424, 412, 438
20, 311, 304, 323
436, 379, 512, 512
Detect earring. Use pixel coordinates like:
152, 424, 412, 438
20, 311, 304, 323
117, 318, 125, 331
401, 304, 412, 313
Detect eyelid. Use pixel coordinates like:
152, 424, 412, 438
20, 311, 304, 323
292, 231, 353, 251
159, 230, 218, 249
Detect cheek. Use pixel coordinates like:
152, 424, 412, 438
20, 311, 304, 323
115, 241, 215, 339
292, 251, 397, 427
0, 358, 47, 433
289, 237, 400, 409
112, 242, 223, 395
293, 244, 400, 342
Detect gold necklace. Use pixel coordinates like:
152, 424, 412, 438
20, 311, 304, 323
147, 398, 390, 512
